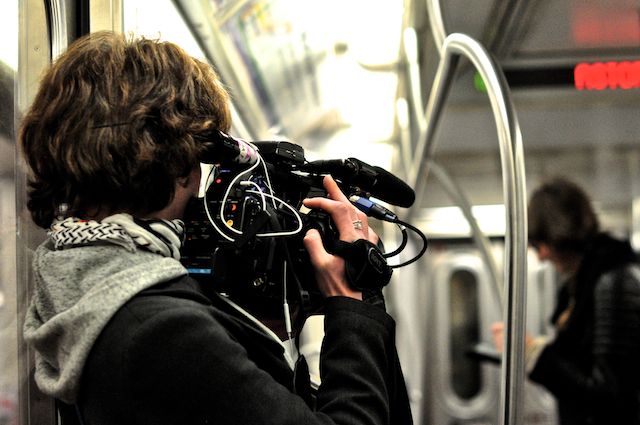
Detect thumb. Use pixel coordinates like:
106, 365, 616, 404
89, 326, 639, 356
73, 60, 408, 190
303, 228, 329, 267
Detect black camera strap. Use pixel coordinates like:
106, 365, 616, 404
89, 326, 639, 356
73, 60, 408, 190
331, 239, 393, 291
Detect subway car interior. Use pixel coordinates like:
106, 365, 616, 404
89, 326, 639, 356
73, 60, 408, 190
2, 0, 640, 424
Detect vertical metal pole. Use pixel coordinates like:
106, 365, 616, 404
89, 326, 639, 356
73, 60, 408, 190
18, 1, 54, 424
405, 17, 529, 423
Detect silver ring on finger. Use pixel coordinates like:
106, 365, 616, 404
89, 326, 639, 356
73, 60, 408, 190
352, 219, 363, 230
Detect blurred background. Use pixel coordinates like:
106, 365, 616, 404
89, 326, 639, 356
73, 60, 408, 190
2, 1, 640, 424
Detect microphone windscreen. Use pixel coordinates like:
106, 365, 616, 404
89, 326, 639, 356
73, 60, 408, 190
371, 166, 415, 208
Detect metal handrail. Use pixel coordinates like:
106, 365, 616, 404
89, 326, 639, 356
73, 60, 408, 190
425, 0, 446, 50
401, 25, 503, 309
407, 27, 528, 425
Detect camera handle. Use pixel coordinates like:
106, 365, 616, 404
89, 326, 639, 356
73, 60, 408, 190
330, 239, 393, 291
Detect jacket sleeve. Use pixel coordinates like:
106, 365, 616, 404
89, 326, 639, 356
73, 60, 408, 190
117, 296, 412, 425
318, 297, 413, 424
529, 266, 640, 409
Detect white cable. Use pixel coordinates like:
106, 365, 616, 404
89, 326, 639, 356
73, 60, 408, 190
202, 151, 303, 241
204, 166, 235, 242
282, 261, 295, 357
260, 153, 279, 209
217, 294, 297, 369
220, 156, 264, 234
241, 181, 267, 210
220, 180, 269, 238
245, 190, 304, 237
218, 153, 302, 237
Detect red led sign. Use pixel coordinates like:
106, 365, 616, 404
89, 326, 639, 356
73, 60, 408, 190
574, 61, 640, 90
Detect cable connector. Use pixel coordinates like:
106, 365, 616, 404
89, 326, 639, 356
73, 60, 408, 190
349, 195, 398, 222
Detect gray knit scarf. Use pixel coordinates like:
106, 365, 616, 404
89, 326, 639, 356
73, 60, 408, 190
23, 213, 189, 404
49, 213, 185, 260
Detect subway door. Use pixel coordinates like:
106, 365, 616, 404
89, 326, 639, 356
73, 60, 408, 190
426, 248, 501, 425
424, 245, 559, 425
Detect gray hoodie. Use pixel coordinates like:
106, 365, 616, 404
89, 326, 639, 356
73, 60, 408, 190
23, 240, 187, 404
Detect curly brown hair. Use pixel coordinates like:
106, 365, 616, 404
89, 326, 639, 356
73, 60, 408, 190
19, 31, 231, 228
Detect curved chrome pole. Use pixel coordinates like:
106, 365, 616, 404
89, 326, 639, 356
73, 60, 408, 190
405, 44, 458, 190
403, 27, 428, 140
401, 24, 503, 309
425, 0, 446, 51
409, 30, 528, 425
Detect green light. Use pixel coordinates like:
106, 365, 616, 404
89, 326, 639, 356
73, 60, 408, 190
474, 72, 487, 93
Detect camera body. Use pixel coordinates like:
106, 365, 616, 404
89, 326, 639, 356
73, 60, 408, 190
181, 140, 354, 309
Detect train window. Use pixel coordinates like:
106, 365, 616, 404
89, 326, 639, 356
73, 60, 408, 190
449, 269, 481, 400
123, 0, 206, 60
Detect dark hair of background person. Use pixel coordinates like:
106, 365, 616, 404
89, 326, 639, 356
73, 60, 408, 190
528, 176, 600, 253
19, 31, 232, 229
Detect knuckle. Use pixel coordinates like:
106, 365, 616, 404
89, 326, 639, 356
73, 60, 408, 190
334, 202, 349, 216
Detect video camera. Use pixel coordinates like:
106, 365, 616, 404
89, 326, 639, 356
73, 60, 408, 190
181, 131, 427, 312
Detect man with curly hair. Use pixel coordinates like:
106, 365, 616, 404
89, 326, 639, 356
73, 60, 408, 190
21, 31, 411, 424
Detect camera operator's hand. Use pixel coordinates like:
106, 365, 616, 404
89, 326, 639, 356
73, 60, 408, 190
302, 176, 376, 300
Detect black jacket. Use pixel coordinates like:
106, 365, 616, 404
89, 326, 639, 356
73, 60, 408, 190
529, 233, 640, 425
71, 276, 412, 424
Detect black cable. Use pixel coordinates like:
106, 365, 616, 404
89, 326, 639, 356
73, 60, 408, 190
383, 223, 409, 258
387, 219, 428, 268
348, 194, 428, 267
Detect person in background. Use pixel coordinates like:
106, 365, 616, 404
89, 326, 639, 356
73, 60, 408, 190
492, 176, 640, 425
20, 31, 411, 424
